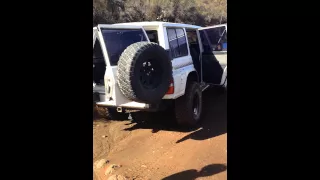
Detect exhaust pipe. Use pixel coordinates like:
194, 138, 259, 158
116, 107, 123, 113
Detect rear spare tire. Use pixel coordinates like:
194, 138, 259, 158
117, 42, 172, 104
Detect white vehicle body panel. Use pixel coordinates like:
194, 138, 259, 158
163, 64, 195, 99
116, 21, 201, 29
199, 23, 227, 30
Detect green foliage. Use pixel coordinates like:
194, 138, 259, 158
93, 0, 226, 26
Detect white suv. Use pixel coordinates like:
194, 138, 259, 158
93, 22, 227, 126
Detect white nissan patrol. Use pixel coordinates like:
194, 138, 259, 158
93, 22, 227, 127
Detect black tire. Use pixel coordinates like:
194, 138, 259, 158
117, 42, 172, 104
175, 82, 203, 127
95, 106, 128, 120
130, 111, 151, 122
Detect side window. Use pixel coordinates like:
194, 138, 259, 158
186, 30, 199, 44
176, 29, 188, 56
167, 29, 179, 58
199, 31, 213, 53
167, 28, 188, 58
186, 29, 200, 53
202, 26, 227, 51
146, 30, 159, 44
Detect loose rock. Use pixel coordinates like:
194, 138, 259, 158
94, 159, 107, 169
105, 164, 121, 175
108, 174, 127, 180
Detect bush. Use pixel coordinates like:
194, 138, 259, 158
93, 0, 227, 26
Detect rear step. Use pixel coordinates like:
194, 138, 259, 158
200, 83, 225, 92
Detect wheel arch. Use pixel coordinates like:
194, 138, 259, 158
163, 65, 199, 99
179, 69, 199, 97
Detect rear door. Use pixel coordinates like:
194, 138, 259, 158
93, 25, 150, 104
198, 24, 227, 85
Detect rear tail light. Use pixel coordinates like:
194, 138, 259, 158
166, 79, 174, 94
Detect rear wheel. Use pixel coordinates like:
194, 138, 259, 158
175, 82, 203, 127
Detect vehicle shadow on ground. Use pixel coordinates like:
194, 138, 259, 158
123, 89, 227, 142
161, 163, 227, 180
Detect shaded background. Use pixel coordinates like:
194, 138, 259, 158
93, 0, 227, 26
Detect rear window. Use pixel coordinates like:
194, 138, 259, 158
101, 29, 147, 66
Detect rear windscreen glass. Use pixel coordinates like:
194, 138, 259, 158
101, 29, 147, 66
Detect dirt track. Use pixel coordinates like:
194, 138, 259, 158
93, 90, 227, 180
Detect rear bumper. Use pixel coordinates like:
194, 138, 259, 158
94, 96, 170, 112
96, 101, 151, 110
93, 92, 152, 110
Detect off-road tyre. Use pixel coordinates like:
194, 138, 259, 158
174, 82, 203, 127
117, 42, 172, 104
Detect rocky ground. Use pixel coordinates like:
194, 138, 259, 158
93, 90, 227, 180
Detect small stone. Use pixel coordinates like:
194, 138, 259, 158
141, 165, 147, 168
102, 135, 107, 138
